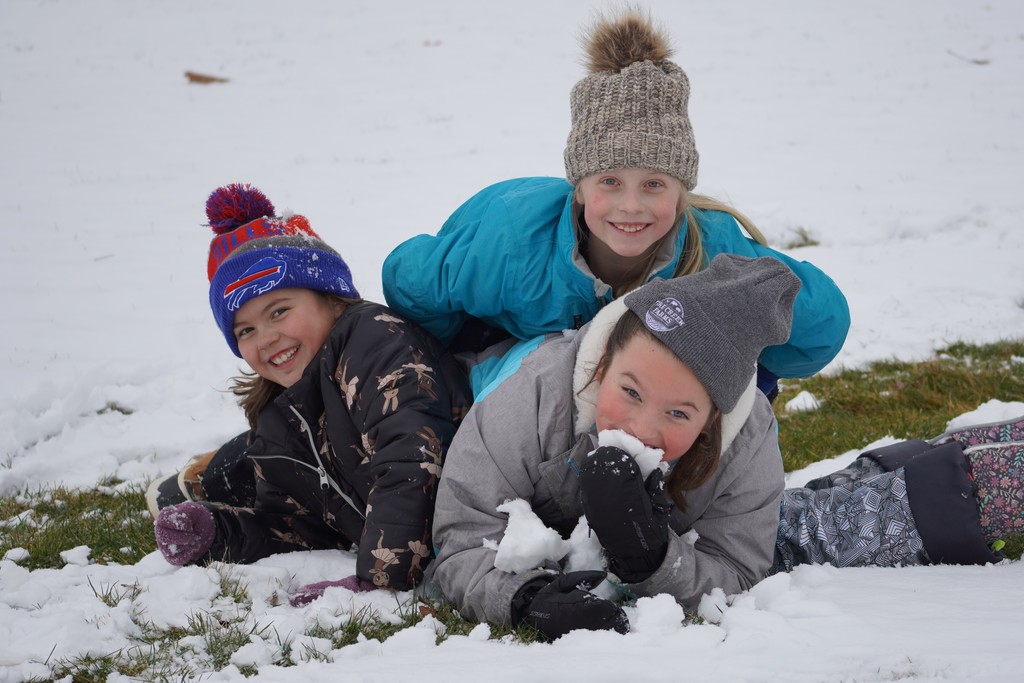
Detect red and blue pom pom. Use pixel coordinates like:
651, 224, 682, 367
206, 183, 276, 234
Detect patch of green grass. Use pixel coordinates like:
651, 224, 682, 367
187, 611, 271, 670
39, 566, 287, 681
88, 577, 145, 607
298, 593, 539, 652
783, 226, 820, 249
415, 595, 538, 643
219, 570, 251, 605
776, 340, 1024, 471
1001, 535, 1024, 560
0, 481, 155, 569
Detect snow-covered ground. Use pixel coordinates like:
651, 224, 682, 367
1, 1, 1023, 681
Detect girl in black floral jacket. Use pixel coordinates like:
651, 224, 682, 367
150, 184, 471, 592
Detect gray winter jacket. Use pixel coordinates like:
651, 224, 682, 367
431, 299, 785, 625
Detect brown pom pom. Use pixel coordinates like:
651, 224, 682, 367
581, 8, 673, 74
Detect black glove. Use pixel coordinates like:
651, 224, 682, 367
511, 570, 629, 639
579, 446, 673, 583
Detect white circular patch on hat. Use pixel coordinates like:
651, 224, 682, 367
645, 297, 685, 332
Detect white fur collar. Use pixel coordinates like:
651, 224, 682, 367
571, 297, 754, 454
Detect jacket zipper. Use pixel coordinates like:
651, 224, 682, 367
250, 405, 366, 522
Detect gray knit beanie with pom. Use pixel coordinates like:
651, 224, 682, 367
624, 255, 801, 412
564, 10, 699, 189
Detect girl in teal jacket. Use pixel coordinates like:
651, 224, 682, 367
383, 10, 849, 398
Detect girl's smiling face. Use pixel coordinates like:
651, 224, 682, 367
594, 331, 713, 462
576, 167, 684, 261
233, 288, 343, 388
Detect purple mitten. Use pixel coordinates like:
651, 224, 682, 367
289, 575, 376, 606
154, 501, 216, 566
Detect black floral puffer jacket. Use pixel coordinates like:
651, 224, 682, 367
201, 301, 471, 591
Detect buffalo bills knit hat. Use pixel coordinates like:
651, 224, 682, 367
564, 9, 698, 189
624, 254, 801, 413
205, 183, 359, 357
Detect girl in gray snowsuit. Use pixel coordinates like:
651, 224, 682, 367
430, 254, 1022, 640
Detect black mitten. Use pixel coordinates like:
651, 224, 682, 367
511, 570, 629, 639
579, 446, 673, 583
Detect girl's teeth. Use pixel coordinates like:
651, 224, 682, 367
615, 223, 645, 233
271, 347, 297, 365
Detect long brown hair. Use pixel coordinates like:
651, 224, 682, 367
584, 311, 722, 511
229, 292, 361, 428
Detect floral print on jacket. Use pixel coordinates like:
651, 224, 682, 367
201, 302, 472, 591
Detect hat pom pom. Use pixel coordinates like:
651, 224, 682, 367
206, 183, 276, 234
583, 9, 672, 74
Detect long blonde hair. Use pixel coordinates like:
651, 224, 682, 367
229, 292, 361, 428
573, 183, 768, 295
678, 192, 767, 277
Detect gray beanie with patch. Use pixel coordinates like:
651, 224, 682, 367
623, 254, 801, 412
563, 10, 698, 189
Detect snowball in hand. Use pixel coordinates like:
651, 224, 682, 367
493, 499, 571, 572
488, 431, 668, 575
596, 429, 666, 479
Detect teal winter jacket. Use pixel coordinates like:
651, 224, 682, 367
383, 177, 849, 380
